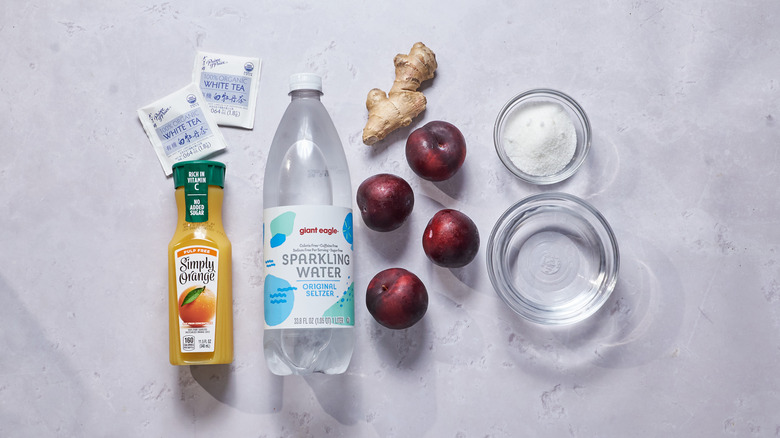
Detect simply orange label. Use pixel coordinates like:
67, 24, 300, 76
175, 245, 219, 352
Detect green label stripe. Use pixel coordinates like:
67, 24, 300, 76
184, 164, 209, 223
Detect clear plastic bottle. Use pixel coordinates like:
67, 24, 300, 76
262, 73, 355, 375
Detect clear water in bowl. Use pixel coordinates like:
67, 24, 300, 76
487, 193, 618, 325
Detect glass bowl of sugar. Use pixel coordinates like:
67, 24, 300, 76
487, 192, 619, 325
493, 89, 591, 185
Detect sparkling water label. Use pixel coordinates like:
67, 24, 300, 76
263, 205, 354, 329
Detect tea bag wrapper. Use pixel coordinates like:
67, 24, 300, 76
193, 51, 262, 129
137, 83, 228, 176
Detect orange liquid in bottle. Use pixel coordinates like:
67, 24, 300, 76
168, 161, 233, 365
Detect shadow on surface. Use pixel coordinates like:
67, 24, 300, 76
372, 316, 431, 370
0, 276, 86, 435
304, 373, 362, 426
432, 166, 467, 201
360, 218, 416, 263
496, 229, 685, 379
188, 361, 283, 414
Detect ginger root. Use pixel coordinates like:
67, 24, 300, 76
362, 42, 437, 145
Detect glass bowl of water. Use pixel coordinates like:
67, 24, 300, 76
486, 192, 619, 325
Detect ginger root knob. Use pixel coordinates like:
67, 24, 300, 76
362, 42, 437, 145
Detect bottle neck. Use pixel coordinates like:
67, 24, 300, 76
290, 89, 322, 101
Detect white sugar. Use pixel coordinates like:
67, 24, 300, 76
503, 101, 577, 177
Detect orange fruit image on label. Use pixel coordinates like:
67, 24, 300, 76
178, 285, 217, 327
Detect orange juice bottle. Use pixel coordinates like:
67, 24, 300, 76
168, 160, 233, 365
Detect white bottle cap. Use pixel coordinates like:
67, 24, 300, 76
289, 73, 323, 92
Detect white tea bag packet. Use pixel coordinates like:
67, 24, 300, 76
137, 83, 227, 176
193, 51, 262, 129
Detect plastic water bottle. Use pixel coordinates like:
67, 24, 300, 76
262, 73, 355, 375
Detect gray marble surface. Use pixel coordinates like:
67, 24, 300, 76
2, 0, 779, 436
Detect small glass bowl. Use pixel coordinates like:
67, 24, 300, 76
487, 193, 619, 325
494, 89, 591, 185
